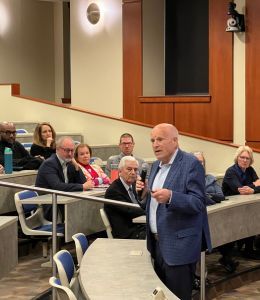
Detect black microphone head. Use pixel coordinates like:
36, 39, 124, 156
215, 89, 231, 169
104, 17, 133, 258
140, 163, 149, 182
141, 162, 149, 171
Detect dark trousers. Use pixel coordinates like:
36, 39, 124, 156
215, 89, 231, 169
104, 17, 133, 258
153, 240, 196, 300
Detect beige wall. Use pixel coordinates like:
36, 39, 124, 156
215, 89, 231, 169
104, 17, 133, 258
70, 0, 123, 117
142, 0, 165, 96
0, 0, 55, 100
2, 85, 260, 175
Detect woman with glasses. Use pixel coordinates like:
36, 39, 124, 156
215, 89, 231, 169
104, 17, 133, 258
222, 145, 260, 196
74, 143, 110, 187
30, 122, 56, 159
219, 145, 260, 273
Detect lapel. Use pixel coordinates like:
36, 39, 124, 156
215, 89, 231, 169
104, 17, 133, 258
54, 154, 65, 182
149, 149, 184, 190
116, 179, 132, 203
163, 149, 183, 189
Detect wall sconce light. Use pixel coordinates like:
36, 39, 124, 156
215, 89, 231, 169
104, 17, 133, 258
226, 2, 245, 32
86, 3, 100, 25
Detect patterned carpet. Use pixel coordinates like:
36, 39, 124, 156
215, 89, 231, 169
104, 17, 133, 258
1, 241, 260, 299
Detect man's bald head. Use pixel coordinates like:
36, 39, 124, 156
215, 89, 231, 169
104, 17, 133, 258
0, 122, 16, 144
151, 123, 179, 164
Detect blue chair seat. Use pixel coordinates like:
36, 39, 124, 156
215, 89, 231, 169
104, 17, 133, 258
34, 223, 65, 234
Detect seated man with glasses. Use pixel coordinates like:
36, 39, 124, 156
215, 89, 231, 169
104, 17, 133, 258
104, 156, 146, 239
35, 136, 91, 221
105, 133, 145, 177
0, 121, 42, 170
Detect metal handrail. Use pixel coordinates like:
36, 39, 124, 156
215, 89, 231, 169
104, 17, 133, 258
0, 180, 139, 300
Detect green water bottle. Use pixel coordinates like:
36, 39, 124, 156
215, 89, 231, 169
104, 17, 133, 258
4, 147, 13, 174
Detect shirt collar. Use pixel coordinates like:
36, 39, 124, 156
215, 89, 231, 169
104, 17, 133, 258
56, 154, 66, 166
159, 148, 179, 168
120, 176, 133, 191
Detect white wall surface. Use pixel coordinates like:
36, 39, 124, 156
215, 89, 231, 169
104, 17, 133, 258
70, 0, 123, 117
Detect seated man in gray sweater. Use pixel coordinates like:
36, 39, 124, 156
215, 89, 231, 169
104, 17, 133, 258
105, 133, 144, 176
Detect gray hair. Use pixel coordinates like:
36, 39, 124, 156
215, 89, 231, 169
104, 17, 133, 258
56, 136, 74, 148
234, 145, 254, 165
118, 156, 139, 170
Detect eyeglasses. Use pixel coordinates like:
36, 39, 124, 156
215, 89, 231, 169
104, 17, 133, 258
120, 142, 133, 146
239, 156, 250, 161
0, 131, 17, 136
60, 147, 74, 154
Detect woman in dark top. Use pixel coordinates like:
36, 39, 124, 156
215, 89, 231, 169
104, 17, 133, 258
220, 145, 260, 272
30, 122, 56, 159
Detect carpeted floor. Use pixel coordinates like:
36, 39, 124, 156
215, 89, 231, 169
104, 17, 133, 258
1, 241, 260, 300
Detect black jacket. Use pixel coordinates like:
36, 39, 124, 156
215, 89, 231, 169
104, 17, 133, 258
104, 178, 145, 239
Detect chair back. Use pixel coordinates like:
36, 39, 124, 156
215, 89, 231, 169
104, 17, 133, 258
89, 156, 103, 166
100, 208, 113, 238
49, 276, 77, 300
14, 190, 45, 235
53, 250, 76, 287
16, 128, 28, 134
72, 233, 89, 266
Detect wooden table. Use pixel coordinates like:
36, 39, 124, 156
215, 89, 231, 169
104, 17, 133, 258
0, 170, 37, 214
0, 216, 18, 278
21, 189, 106, 242
79, 238, 179, 299
133, 193, 260, 248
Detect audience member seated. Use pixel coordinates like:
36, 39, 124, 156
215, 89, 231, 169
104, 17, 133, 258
30, 122, 56, 159
193, 151, 225, 205
74, 143, 110, 187
0, 164, 4, 174
0, 122, 42, 170
104, 156, 146, 239
219, 145, 260, 272
35, 137, 91, 221
105, 133, 144, 176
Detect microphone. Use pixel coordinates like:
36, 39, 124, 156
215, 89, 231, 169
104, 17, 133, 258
138, 163, 149, 198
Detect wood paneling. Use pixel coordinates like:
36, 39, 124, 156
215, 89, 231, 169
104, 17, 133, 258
122, 0, 173, 125
246, 0, 260, 143
123, 0, 233, 140
140, 95, 211, 103
174, 0, 233, 140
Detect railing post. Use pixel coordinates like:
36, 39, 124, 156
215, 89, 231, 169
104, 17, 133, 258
52, 193, 57, 300
200, 251, 206, 300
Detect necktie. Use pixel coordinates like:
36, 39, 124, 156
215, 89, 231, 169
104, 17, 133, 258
128, 186, 138, 204
62, 162, 68, 183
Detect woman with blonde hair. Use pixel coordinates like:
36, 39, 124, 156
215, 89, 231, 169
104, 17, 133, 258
219, 145, 260, 272
30, 122, 56, 159
222, 145, 260, 196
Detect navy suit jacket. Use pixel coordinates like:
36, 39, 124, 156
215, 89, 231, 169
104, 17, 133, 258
35, 154, 86, 192
104, 178, 145, 238
146, 149, 212, 266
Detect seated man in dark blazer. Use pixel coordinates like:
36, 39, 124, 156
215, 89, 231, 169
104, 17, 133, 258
104, 156, 146, 239
35, 136, 93, 220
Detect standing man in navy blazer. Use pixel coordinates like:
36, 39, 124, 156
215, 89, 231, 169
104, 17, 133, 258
137, 123, 211, 300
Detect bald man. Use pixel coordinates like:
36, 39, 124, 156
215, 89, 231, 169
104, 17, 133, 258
137, 123, 211, 300
0, 122, 42, 170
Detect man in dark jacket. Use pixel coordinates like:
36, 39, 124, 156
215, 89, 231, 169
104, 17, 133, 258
104, 156, 146, 239
0, 122, 42, 170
